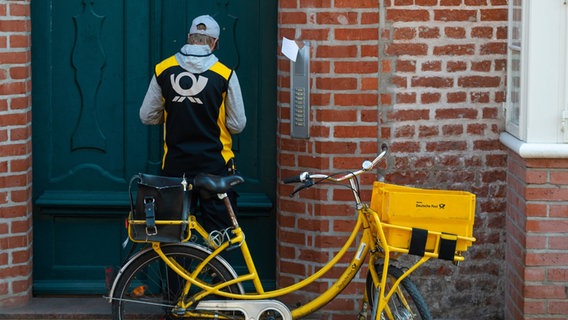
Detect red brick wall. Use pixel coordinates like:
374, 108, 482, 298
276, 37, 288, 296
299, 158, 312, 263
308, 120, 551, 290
277, 1, 507, 318
505, 151, 568, 319
277, 1, 380, 318
0, 0, 33, 308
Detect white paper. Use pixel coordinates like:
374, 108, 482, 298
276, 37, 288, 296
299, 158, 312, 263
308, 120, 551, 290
281, 37, 299, 62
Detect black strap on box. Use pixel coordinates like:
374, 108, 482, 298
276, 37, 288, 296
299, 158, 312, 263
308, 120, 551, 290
409, 228, 428, 257
144, 196, 158, 236
439, 233, 458, 261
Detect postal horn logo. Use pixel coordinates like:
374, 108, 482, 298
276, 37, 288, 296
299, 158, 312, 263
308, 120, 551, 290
170, 72, 208, 104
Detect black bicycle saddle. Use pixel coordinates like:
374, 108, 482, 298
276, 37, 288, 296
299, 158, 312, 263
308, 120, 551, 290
193, 173, 244, 193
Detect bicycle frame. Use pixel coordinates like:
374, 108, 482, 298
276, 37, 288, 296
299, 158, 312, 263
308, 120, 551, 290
148, 175, 475, 317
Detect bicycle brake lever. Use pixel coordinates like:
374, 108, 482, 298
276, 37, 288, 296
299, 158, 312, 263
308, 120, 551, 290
289, 178, 314, 197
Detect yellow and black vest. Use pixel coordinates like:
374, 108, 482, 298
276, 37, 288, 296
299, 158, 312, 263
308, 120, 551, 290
155, 56, 234, 176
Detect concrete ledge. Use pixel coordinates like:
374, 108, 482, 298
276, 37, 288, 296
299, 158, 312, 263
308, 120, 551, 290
500, 132, 568, 159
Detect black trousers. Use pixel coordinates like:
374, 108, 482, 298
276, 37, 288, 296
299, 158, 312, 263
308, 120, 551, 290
162, 161, 238, 233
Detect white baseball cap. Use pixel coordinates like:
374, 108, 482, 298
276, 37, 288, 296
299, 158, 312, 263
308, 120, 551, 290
189, 15, 220, 39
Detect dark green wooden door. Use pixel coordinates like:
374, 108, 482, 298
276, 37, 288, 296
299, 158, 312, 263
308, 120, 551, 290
31, 0, 276, 294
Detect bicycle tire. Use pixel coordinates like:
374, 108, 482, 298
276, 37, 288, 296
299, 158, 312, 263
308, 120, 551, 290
366, 264, 432, 320
111, 244, 242, 320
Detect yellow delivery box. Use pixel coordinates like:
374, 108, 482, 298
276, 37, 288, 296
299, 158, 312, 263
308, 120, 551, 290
370, 182, 476, 252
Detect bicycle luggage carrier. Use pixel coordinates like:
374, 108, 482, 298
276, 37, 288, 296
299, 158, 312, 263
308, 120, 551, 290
370, 182, 476, 260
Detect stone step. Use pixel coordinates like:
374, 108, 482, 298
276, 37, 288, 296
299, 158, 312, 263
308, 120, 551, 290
0, 296, 111, 320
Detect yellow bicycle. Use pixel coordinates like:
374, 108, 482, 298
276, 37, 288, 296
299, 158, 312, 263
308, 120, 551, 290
108, 145, 476, 320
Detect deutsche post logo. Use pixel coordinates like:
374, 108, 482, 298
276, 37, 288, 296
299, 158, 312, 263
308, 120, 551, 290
170, 72, 208, 104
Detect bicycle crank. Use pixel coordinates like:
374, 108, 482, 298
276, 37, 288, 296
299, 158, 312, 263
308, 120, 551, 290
195, 299, 292, 320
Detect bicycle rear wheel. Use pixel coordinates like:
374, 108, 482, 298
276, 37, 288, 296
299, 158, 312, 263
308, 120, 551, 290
365, 264, 432, 320
111, 244, 242, 320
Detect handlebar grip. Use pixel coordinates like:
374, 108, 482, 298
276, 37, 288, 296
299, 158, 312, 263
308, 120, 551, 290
283, 175, 302, 184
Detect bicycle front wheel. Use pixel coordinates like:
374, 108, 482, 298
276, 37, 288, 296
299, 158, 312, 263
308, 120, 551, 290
111, 243, 242, 320
365, 264, 432, 320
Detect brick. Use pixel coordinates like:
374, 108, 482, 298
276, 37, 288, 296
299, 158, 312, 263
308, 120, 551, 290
314, 141, 357, 155
435, 107, 477, 120
316, 109, 358, 122
526, 252, 568, 266
415, 0, 437, 5
447, 91, 467, 103
471, 60, 492, 72
425, 140, 468, 152
550, 236, 568, 250
480, 42, 507, 55
0, 81, 28, 95
334, 0, 375, 8
471, 91, 490, 103
434, 44, 475, 55
411, 76, 454, 88
549, 171, 568, 185
390, 108, 429, 121
445, 26, 466, 38
316, 77, 357, 90
526, 187, 568, 202
524, 301, 546, 314
435, 10, 478, 22
471, 26, 494, 39
9, 96, 31, 110
335, 93, 378, 106
334, 125, 377, 138
386, 9, 430, 22
548, 268, 568, 282
334, 61, 378, 74
385, 43, 428, 56
549, 301, 568, 315
550, 204, 568, 218
361, 12, 379, 24
396, 59, 417, 72
442, 124, 464, 136
280, 11, 307, 24
458, 76, 501, 88
393, 27, 416, 40
0, 19, 30, 32
480, 9, 508, 21
420, 92, 441, 104
361, 77, 378, 90
316, 12, 358, 25
298, 0, 332, 8
418, 26, 440, 38
300, 28, 330, 41
421, 60, 441, 71
526, 220, 568, 233
334, 28, 377, 41
394, 125, 416, 138
440, 0, 462, 5
447, 60, 468, 72
8, 3, 30, 17
464, 0, 488, 5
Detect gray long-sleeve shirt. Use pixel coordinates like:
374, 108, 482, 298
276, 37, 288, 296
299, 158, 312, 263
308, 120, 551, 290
139, 44, 246, 134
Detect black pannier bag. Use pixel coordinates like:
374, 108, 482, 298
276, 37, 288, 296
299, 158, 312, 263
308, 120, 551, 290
127, 173, 191, 243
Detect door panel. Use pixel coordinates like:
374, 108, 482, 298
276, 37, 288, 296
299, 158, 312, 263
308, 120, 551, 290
32, 0, 276, 294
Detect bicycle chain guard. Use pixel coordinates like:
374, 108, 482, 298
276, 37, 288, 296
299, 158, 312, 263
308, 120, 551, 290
196, 300, 292, 320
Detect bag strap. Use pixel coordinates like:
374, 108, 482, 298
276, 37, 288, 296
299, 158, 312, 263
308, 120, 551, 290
144, 196, 158, 236
128, 174, 141, 213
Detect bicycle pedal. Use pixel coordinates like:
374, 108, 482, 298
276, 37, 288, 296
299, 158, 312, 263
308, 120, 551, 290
196, 299, 292, 320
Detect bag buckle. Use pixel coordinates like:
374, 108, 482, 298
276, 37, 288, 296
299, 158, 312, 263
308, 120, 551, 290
145, 225, 158, 236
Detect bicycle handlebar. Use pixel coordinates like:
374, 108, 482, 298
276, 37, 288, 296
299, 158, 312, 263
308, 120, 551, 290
283, 144, 388, 185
